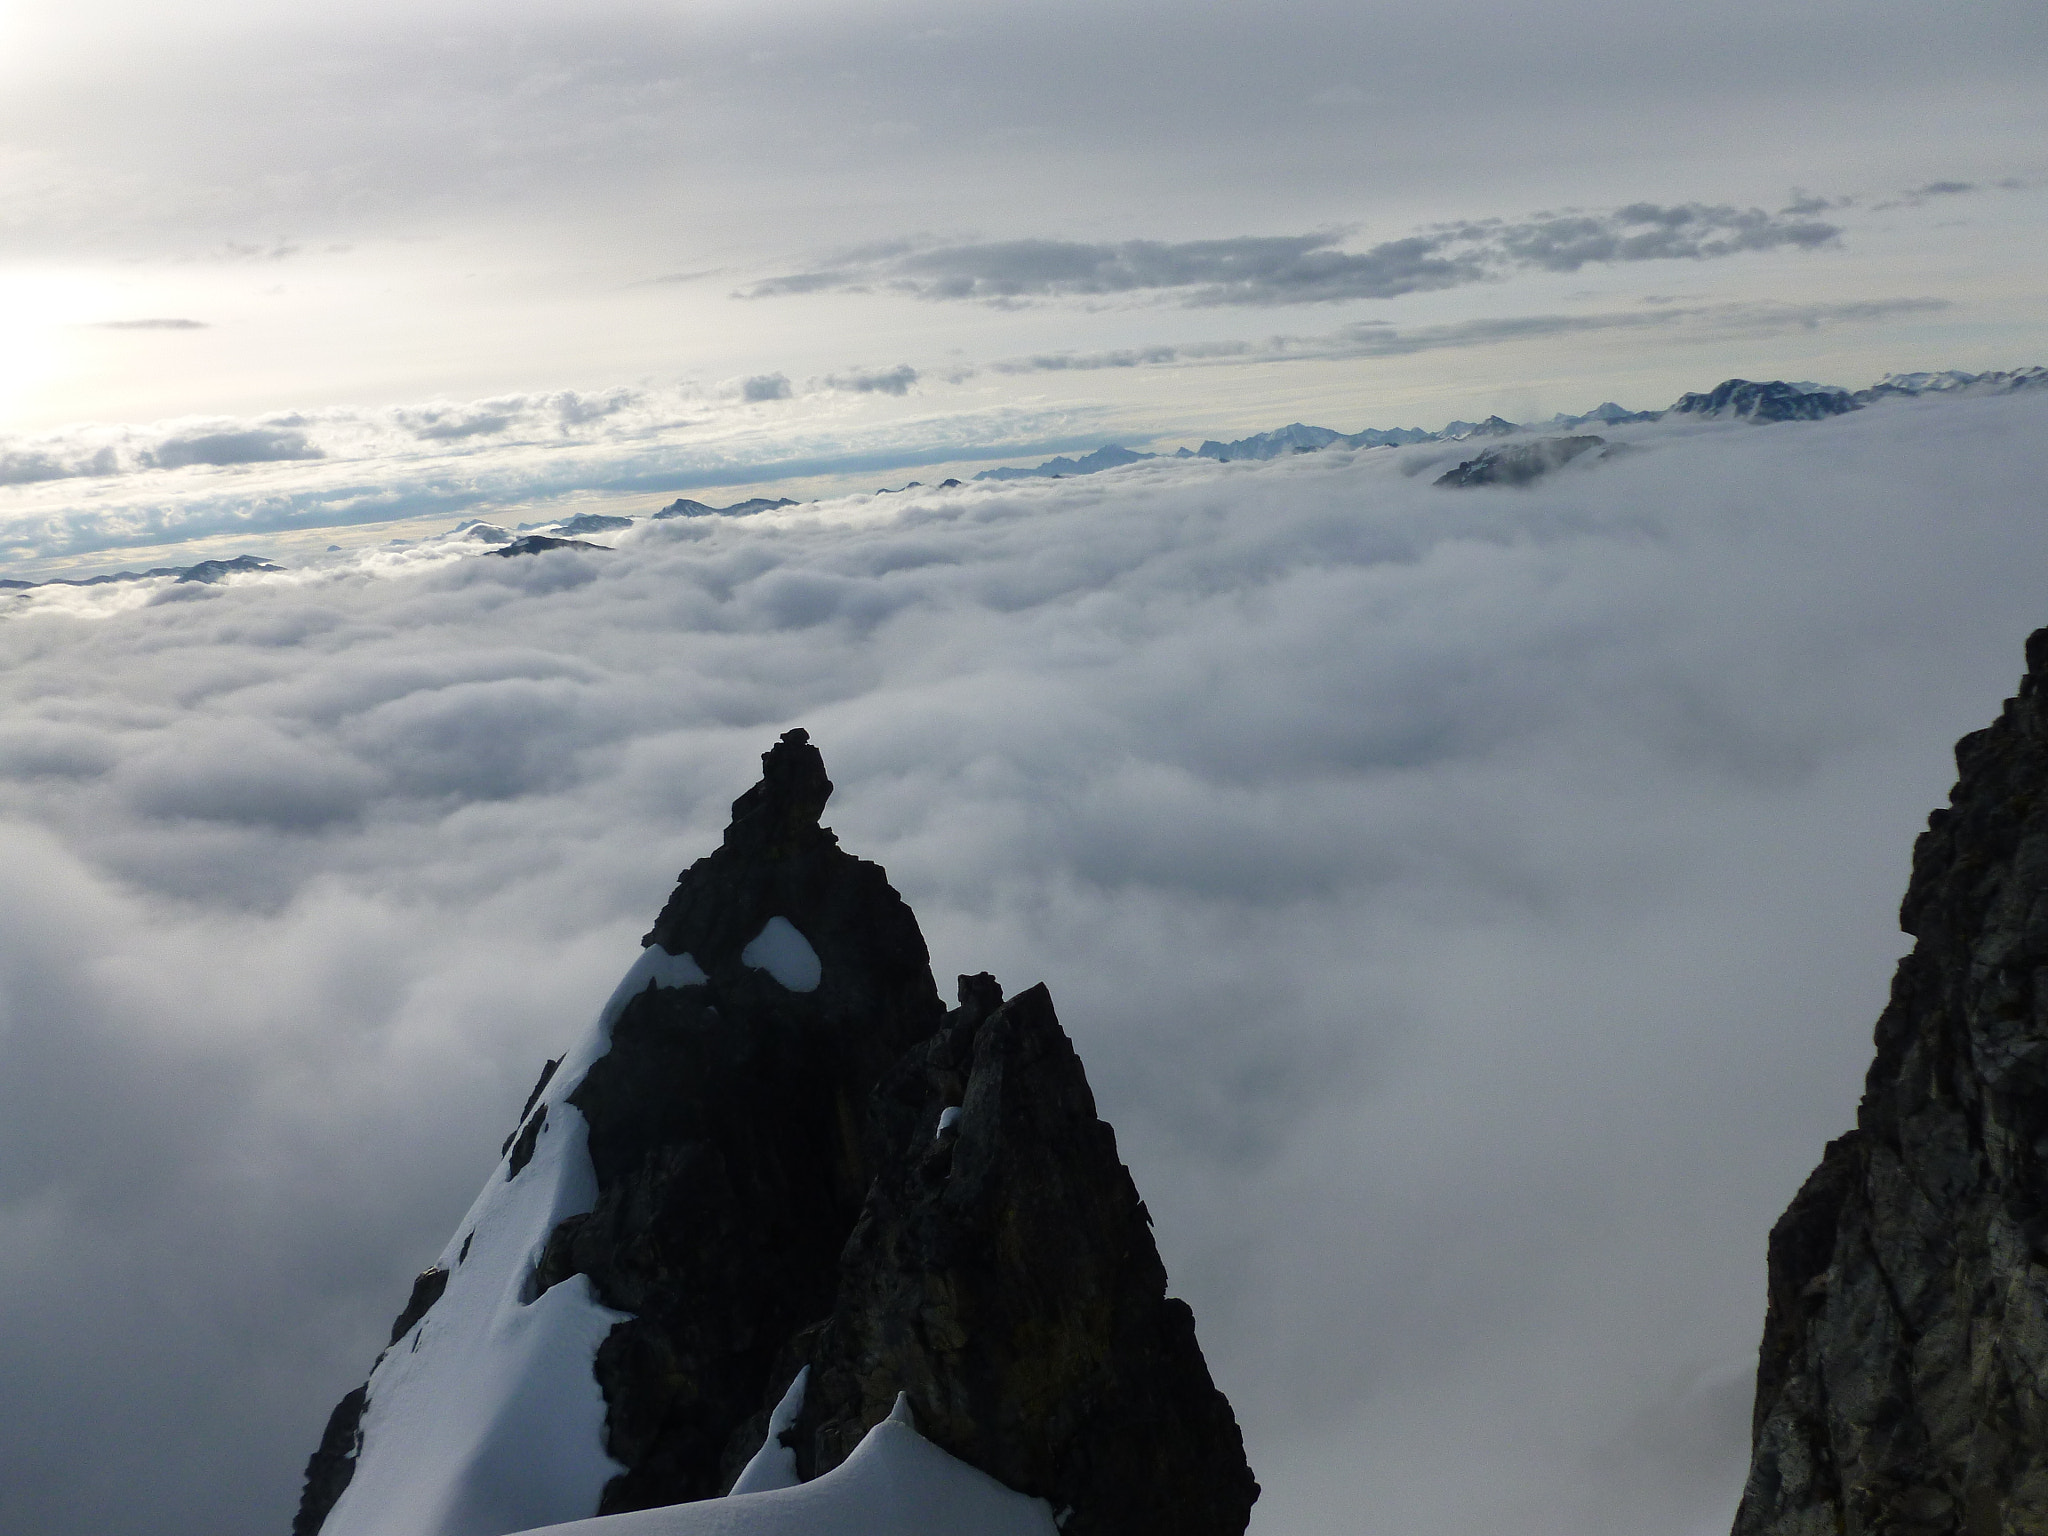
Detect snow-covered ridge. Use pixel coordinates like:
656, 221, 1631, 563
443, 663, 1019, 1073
503, 1398, 1057, 1536
318, 944, 710, 1536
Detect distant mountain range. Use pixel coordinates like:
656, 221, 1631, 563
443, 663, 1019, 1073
969, 366, 2046, 480
12, 368, 2043, 591
0, 553, 281, 594
973, 445, 1165, 481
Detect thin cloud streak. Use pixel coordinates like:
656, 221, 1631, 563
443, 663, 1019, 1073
741, 202, 1844, 308
986, 297, 1953, 374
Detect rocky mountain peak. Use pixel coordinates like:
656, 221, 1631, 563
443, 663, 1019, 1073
723, 727, 834, 857
298, 734, 1254, 1536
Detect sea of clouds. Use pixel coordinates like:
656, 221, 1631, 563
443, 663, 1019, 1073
3, 392, 2048, 1536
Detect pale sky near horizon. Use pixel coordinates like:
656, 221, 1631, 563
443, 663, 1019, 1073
1, 0, 2044, 569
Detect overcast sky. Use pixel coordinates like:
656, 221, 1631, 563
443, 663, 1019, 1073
2, 0, 2045, 573
3, 3, 2048, 1534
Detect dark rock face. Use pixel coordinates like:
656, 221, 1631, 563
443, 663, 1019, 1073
176, 554, 283, 583
541, 729, 948, 1513
1736, 627, 2048, 1536
1669, 379, 1859, 423
293, 1388, 369, 1536
1434, 435, 1613, 488
487, 534, 611, 557
787, 978, 1260, 1536
296, 728, 1255, 1536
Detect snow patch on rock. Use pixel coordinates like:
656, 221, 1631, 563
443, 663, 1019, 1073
741, 917, 821, 992
728, 1368, 808, 1496
319, 946, 710, 1536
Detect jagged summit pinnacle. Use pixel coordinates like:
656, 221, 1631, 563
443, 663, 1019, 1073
299, 734, 1255, 1536
723, 728, 834, 856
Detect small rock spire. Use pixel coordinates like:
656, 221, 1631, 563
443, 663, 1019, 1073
724, 728, 833, 856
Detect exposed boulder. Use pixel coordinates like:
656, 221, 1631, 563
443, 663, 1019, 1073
1735, 626, 2048, 1535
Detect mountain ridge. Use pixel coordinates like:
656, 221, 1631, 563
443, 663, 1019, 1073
297, 731, 1255, 1536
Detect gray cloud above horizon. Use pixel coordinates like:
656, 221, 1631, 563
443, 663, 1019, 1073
822, 365, 920, 396
6, 395, 2048, 1536
740, 201, 1844, 308
984, 297, 1954, 375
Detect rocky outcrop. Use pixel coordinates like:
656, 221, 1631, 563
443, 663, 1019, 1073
486, 534, 611, 557
1434, 435, 1616, 488
782, 977, 1260, 1536
1669, 379, 1858, 423
295, 729, 1255, 1536
1735, 627, 2048, 1536
536, 730, 947, 1514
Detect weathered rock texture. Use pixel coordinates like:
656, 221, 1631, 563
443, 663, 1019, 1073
769, 975, 1257, 1536
543, 729, 947, 1514
296, 729, 1255, 1535
1736, 628, 2048, 1536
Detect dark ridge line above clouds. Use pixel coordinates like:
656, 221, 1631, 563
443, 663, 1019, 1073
962, 368, 2048, 482
0, 554, 281, 594
89, 318, 209, 331
738, 201, 1845, 308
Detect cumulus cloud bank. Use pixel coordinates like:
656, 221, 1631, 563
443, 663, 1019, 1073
742, 201, 1843, 307
4, 393, 2048, 1536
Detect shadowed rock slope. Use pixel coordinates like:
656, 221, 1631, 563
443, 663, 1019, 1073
296, 729, 1255, 1536
1736, 628, 2048, 1536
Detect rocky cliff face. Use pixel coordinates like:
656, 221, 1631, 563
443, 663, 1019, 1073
1736, 628, 2048, 1536
297, 730, 1255, 1536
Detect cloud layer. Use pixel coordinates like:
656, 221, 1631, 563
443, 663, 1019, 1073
0, 383, 1078, 564
986, 297, 1952, 375
743, 202, 1843, 308
3, 393, 2048, 1535
0, 293, 1967, 568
